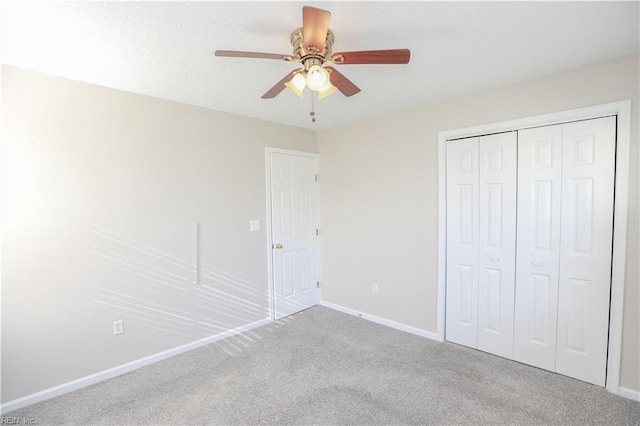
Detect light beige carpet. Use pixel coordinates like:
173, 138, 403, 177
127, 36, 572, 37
6, 306, 640, 424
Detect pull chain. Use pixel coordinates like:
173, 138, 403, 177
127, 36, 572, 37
310, 91, 316, 123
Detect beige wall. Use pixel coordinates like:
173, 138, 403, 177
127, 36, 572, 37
318, 53, 639, 392
2, 52, 638, 405
1, 66, 317, 402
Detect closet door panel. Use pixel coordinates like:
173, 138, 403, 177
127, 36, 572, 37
555, 116, 616, 386
477, 132, 517, 358
514, 125, 563, 371
446, 138, 479, 348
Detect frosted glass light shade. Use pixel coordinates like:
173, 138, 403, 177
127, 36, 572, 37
285, 73, 306, 98
318, 83, 337, 99
306, 65, 330, 91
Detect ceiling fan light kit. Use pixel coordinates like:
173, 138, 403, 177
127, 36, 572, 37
215, 6, 411, 101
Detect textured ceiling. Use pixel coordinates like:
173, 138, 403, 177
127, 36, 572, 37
2, 1, 639, 130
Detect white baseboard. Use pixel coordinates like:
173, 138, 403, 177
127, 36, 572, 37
319, 300, 441, 342
1, 317, 271, 414
618, 386, 640, 402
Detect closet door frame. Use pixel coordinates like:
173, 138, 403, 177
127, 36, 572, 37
437, 100, 631, 397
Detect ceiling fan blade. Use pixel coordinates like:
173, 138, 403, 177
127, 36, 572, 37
215, 50, 293, 61
302, 6, 331, 52
331, 49, 411, 65
261, 69, 300, 99
325, 67, 361, 97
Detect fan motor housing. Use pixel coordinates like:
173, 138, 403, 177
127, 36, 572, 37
291, 27, 334, 67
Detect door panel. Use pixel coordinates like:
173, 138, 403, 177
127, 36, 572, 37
482, 269, 500, 331
514, 124, 563, 371
532, 180, 553, 251
565, 278, 590, 352
555, 116, 616, 386
279, 190, 294, 236
300, 247, 313, 291
281, 250, 295, 297
477, 132, 517, 358
530, 273, 552, 343
271, 153, 318, 319
446, 138, 479, 348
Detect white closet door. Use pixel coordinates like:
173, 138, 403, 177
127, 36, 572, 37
477, 132, 517, 358
446, 138, 479, 348
555, 116, 616, 386
513, 125, 563, 371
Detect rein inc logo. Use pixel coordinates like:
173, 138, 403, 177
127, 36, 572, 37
1, 418, 35, 425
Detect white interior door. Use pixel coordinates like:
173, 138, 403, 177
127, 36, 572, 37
513, 124, 563, 371
270, 152, 319, 320
555, 116, 616, 386
477, 132, 517, 359
445, 137, 479, 348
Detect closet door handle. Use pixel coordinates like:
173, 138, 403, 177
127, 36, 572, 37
531, 260, 542, 267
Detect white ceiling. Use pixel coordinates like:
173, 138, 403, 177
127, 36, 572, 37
2, 1, 638, 130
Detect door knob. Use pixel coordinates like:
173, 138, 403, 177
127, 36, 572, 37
531, 260, 542, 267
274, 243, 283, 249
490, 256, 500, 262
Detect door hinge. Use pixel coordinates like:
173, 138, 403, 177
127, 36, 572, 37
317, 281, 320, 288
316, 228, 319, 236
315, 174, 318, 182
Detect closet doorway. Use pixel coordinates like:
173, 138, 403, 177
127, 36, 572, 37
437, 101, 631, 394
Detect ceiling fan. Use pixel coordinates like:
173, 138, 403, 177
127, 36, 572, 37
215, 6, 410, 100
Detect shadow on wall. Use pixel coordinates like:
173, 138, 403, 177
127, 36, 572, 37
90, 224, 270, 341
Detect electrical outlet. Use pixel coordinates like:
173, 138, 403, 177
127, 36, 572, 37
113, 320, 124, 335
372, 283, 378, 294
249, 220, 260, 232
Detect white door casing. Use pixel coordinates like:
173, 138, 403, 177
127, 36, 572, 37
513, 124, 563, 371
477, 132, 517, 359
269, 151, 319, 320
555, 116, 616, 386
